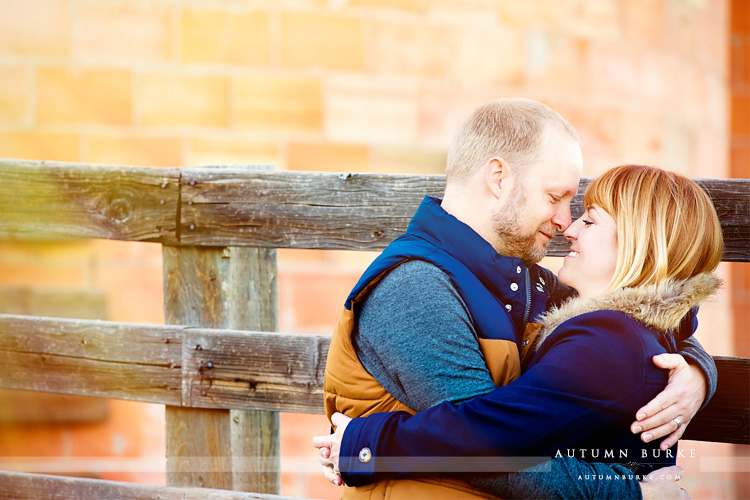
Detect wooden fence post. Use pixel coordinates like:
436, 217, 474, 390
163, 244, 280, 493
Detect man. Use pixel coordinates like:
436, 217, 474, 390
318, 98, 714, 498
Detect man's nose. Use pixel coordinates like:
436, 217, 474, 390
552, 206, 572, 232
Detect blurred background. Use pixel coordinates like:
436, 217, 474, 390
0, 0, 746, 498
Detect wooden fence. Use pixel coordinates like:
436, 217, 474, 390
0, 159, 747, 499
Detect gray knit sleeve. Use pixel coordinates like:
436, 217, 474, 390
353, 259, 496, 411
678, 336, 717, 409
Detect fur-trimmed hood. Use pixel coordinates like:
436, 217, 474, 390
534, 273, 722, 349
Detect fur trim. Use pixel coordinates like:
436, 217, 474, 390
534, 273, 722, 349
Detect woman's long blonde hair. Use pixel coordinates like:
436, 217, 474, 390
584, 165, 724, 291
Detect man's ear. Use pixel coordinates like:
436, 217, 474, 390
485, 158, 508, 199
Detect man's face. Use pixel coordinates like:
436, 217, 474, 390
492, 127, 583, 266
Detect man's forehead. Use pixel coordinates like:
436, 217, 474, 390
548, 178, 580, 195
527, 164, 581, 192
532, 132, 583, 168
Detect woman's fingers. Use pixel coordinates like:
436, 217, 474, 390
321, 464, 343, 485
314, 413, 352, 486
632, 354, 706, 451
331, 412, 352, 429
312, 434, 333, 449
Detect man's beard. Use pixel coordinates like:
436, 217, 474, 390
492, 187, 552, 267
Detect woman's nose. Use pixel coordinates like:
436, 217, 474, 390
564, 219, 580, 241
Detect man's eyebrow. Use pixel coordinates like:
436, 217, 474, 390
551, 187, 576, 197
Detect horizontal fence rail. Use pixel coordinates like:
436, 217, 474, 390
0, 471, 305, 500
0, 314, 746, 445
1, 160, 748, 260
0, 314, 326, 413
0, 160, 181, 244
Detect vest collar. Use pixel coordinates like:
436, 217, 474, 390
407, 196, 525, 281
407, 196, 548, 329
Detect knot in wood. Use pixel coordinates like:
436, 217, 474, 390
98, 187, 135, 226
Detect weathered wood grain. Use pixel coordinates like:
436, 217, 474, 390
183, 329, 328, 413
231, 409, 280, 494
0, 314, 183, 405
166, 406, 234, 490
164, 243, 281, 493
179, 169, 444, 250
684, 355, 750, 445
164, 246, 235, 491
696, 178, 750, 262
0, 313, 745, 443
0, 159, 180, 243
0, 314, 329, 412
0, 162, 746, 260
225, 246, 281, 494
179, 170, 750, 261
0, 471, 308, 500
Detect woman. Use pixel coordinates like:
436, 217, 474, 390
315, 165, 723, 497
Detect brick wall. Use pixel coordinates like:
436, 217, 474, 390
0, 1, 740, 498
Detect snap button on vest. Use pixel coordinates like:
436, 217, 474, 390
510, 283, 519, 291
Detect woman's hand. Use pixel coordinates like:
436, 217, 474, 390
312, 412, 352, 486
639, 465, 690, 499
630, 353, 707, 449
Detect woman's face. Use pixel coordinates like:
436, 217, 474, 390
558, 205, 618, 299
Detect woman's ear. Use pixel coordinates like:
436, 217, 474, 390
485, 158, 508, 199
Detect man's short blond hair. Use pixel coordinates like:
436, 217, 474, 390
446, 98, 579, 184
